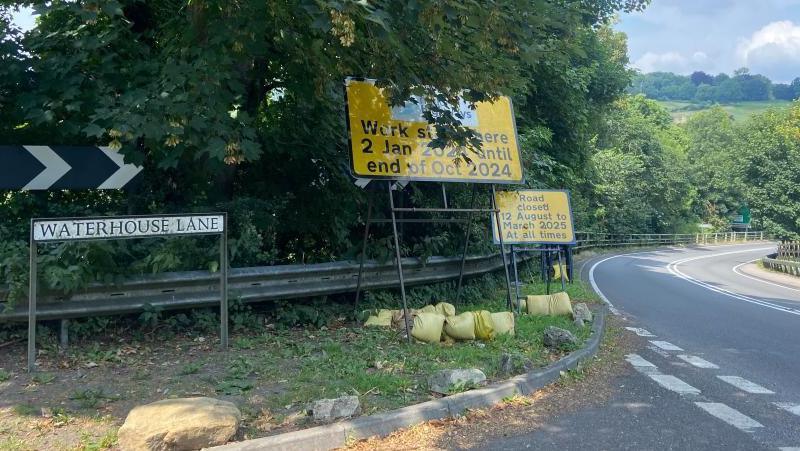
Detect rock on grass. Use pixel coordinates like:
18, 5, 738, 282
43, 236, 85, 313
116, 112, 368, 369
118, 397, 240, 451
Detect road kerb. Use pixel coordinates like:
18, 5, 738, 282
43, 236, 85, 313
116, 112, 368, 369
209, 309, 606, 451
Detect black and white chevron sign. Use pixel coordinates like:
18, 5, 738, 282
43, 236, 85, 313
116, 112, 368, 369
0, 145, 143, 190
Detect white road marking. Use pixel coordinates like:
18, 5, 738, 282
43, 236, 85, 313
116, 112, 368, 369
732, 259, 800, 294
649, 340, 684, 351
646, 345, 671, 358
717, 376, 774, 394
778, 447, 800, 451
649, 374, 701, 395
589, 254, 624, 314
677, 354, 719, 369
666, 247, 800, 317
774, 402, 800, 416
625, 327, 656, 337
695, 402, 763, 431
625, 354, 657, 368
585, 244, 770, 317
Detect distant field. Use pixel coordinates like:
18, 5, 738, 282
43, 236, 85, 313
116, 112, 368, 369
657, 100, 792, 123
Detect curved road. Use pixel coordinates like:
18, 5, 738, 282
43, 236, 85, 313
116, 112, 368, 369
481, 243, 800, 450
586, 243, 800, 450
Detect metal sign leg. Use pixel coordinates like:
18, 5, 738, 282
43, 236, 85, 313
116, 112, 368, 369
27, 231, 37, 373
455, 185, 478, 304
388, 182, 412, 343
491, 185, 514, 311
557, 248, 566, 292
511, 245, 521, 314
353, 195, 373, 312
220, 217, 229, 349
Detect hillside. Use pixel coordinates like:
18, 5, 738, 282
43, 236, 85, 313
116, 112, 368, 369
657, 100, 793, 123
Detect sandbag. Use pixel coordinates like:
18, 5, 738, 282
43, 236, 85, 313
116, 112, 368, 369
364, 309, 393, 327
550, 292, 573, 316
517, 298, 527, 312
434, 302, 456, 317
411, 312, 446, 344
418, 305, 437, 314
526, 295, 551, 316
473, 310, 496, 341
491, 312, 515, 336
553, 264, 570, 281
526, 292, 573, 316
443, 312, 476, 340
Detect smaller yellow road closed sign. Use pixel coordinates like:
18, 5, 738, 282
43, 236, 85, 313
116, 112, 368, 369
492, 190, 576, 245
345, 78, 523, 184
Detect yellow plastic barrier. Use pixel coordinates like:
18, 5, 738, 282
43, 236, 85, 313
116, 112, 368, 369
443, 312, 476, 340
434, 302, 456, 317
411, 312, 446, 344
473, 310, 496, 341
491, 312, 515, 336
364, 309, 393, 327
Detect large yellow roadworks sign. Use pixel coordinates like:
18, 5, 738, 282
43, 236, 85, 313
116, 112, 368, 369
492, 190, 576, 245
345, 78, 523, 184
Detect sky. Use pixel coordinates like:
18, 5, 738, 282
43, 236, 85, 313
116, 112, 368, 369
615, 0, 800, 83
10, 2, 800, 83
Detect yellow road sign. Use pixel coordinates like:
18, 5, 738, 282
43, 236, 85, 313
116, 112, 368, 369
345, 78, 523, 184
492, 190, 576, 245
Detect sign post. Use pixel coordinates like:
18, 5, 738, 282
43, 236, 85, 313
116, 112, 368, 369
345, 78, 524, 334
491, 190, 576, 311
27, 213, 227, 372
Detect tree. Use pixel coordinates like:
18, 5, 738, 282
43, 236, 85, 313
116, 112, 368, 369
733, 73, 771, 101
0, 0, 648, 272
738, 105, 800, 239
683, 107, 742, 227
590, 95, 696, 233
773, 83, 796, 101
690, 71, 714, 86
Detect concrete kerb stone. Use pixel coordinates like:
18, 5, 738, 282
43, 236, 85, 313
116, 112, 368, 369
207, 309, 606, 451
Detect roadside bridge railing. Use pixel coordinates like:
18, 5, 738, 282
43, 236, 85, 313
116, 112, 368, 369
0, 231, 766, 322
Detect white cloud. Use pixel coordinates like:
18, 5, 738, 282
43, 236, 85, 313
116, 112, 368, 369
737, 21, 800, 82
632, 51, 711, 74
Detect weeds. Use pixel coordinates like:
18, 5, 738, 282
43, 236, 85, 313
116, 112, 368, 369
178, 361, 204, 376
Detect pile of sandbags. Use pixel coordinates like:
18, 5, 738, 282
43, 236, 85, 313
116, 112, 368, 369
363, 301, 515, 344
520, 291, 574, 317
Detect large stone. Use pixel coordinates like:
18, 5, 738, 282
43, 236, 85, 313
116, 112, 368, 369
573, 303, 593, 325
118, 397, 240, 451
427, 368, 487, 395
308, 395, 361, 421
543, 326, 579, 349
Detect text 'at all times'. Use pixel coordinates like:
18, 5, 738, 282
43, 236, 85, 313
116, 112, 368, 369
359, 120, 515, 177
501, 194, 571, 241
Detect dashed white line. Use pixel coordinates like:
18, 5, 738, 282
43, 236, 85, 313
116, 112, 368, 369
625, 354, 657, 368
778, 447, 800, 451
649, 340, 684, 351
774, 402, 800, 416
625, 327, 655, 337
717, 376, 774, 394
648, 374, 701, 395
677, 354, 719, 369
695, 402, 763, 432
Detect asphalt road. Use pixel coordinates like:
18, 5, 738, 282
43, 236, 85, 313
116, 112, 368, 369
481, 243, 800, 450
